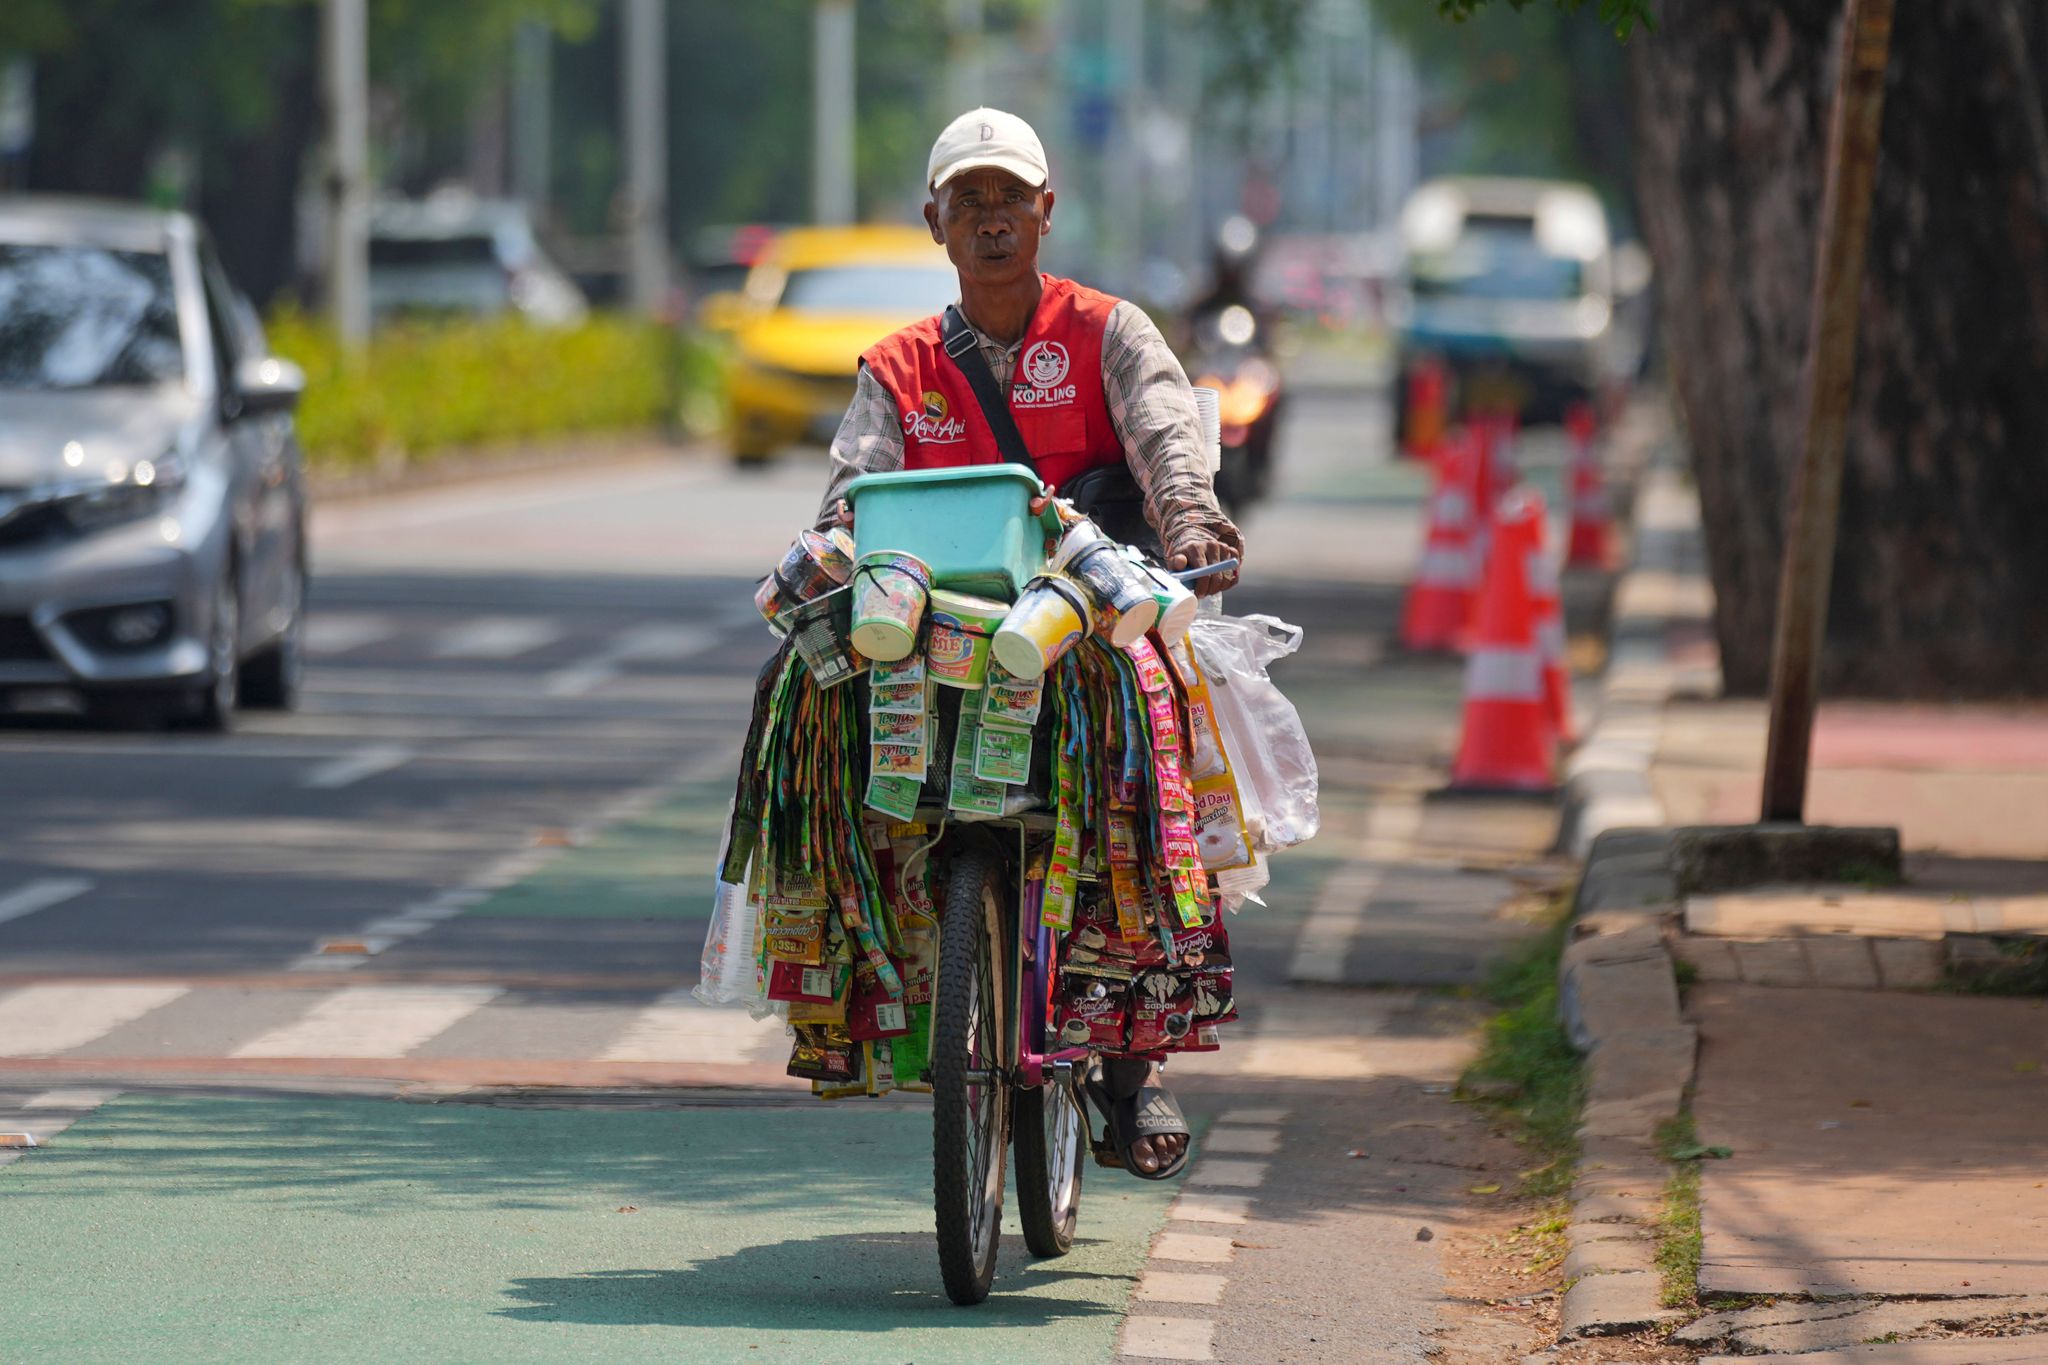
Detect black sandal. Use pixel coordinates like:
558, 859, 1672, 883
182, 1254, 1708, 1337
1084, 1060, 1193, 1182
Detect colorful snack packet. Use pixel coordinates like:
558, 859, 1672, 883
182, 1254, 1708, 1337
868, 655, 928, 711
1053, 975, 1129, 1050
982, 663, 1045, 727
974, 722, 1033, 785
767, 959, 845, 1004
788, 1024, 862, 1084
847, 957, 914, 1041
870, 709, 925, 740
947, 690, 1006, 817
865, 772, 921, 821
1192, 776, 1254, 870
871, 741, 928, 779
888, 1002, 933, 1093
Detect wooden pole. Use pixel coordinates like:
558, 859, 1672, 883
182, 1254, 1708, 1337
1758, 0, 1894, 823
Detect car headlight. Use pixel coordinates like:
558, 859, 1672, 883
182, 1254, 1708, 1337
55, 453, 185, 535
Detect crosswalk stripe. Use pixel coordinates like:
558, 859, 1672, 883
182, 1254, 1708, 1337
300, 744, 416, 790
0, 877, 93, 927
598, 989, 786, 1064
430, 617, 562, 660
229, 985, 502, 1059
0, 984, 191, 1058
303, 613, 396, 656
1119, 1314, 1216, 1361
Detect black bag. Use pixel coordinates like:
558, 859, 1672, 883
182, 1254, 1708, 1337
939, 305, 1161, 560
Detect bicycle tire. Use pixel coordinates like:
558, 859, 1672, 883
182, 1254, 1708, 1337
1013, 1074, 1083, 1257
932, 845, 1009, 1305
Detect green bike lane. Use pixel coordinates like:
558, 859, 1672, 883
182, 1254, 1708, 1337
0, 777, 1184, 1363
0, 1092, 1178, 1362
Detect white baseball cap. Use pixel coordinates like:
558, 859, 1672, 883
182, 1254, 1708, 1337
927, 107, 1050, 192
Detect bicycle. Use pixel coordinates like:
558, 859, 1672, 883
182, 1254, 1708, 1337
921, 810, 1098, 1306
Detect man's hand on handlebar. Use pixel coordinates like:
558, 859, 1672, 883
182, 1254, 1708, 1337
1166, 519, 1244, 597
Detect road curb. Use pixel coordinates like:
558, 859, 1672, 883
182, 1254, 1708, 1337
1555, 825, 1693, 1340
1558, 411, 1719, 860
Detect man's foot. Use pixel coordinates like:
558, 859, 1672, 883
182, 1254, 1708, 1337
1129, 1131, 1190, 1175
1088, 1058, 1193, 1180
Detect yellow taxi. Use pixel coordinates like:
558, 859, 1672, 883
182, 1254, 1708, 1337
725, 225, 957, 464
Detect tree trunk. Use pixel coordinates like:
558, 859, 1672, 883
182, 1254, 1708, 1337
1630, 0, 2048, 698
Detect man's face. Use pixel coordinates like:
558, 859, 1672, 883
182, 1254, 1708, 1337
924, 168, 1055, 289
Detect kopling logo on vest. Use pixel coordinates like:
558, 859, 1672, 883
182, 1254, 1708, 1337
1013, 341, 1076, 406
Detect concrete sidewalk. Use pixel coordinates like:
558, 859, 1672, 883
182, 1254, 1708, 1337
1557, 433, 2048, 1358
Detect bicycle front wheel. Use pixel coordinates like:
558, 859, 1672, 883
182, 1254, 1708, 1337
932, 845, 1009, 1305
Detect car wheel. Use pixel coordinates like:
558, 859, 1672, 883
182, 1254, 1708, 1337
731, 444, 775, 470
177, 575, 240, 733
240, 560, 304, 711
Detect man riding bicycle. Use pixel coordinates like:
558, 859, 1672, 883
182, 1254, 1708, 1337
818, 108, 1245, 1179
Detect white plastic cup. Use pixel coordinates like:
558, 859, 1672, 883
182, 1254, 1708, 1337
1191, 386, 1222, 475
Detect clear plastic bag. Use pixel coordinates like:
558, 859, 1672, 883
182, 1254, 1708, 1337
694, 802, 768, 1010
1189, 612, 1320, 856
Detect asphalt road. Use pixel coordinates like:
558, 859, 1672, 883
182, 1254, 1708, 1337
0, 358, 1598, 1363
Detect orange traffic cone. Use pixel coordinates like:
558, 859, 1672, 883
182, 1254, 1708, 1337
1522, 498, 1573, 744
1449, 489, 1555, 792
1401, 429, 1480, 652
1402, 357, 1448, 461
1565, 401, 1611, 568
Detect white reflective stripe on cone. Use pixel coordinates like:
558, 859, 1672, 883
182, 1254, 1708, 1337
1434, 489, 1472, 525
1417, 547, 1473, 584
1525, 552, 1561, 597
1538, 618, 1566, 659
1466, 647, 1544, 701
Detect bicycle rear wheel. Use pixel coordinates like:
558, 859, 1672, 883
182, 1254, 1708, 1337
932, 846, 1009, 1305
1013, 1070, 1084, 1257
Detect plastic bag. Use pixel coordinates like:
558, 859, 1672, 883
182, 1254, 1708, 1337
694, 801, 770, 1011
1188, 612, 1319, 855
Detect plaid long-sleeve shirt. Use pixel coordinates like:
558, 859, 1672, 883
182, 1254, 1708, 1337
814, 299, 1243, 562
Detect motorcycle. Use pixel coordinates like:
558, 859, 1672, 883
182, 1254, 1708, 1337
1185, 303, 1284, 514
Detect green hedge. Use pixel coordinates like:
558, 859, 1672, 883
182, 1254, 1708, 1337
267, 310, 720, 470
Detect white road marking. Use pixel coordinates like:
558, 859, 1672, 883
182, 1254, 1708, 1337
599, 989, 786, 1064
230, 985, 501, 1058
1287, 792, 1425, 984
1170, 1192, 1253, 1226
430, 617, 562, 660
1134, 1271, 1227, 1306
1118, 1314, 1216, 1361
0, 984, 190, 1057
300, 743, 416, 790
1152, 1232, 1238, 1264
23, 1089, 115, 1110
541, 661, 618, 699
285, 954, 369, 973
302, 612, 395, 656
0, 878, 93, 927
1202, 1126, 1282, 1155
1187, 1159, 1268, 1189
1215, 1107, 1290, 1126
543, 622, 719, 698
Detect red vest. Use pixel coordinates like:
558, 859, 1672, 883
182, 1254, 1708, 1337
861, 275, 1125, 492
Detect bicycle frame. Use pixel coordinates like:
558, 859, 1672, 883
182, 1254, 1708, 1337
938, 813, 1149, 1095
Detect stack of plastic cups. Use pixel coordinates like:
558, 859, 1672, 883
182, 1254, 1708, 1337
1191, 386, 1222, 476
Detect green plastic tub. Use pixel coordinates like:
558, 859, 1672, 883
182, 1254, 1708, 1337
846, 464, 1056, 600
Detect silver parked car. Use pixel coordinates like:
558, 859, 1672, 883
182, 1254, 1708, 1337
0, 196, 308, 729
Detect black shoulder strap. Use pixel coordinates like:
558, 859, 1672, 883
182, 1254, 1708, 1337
940, 304, 1039, 476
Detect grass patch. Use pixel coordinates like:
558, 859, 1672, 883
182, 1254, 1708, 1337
1655, 1113, 1705, 1309
1460, 888, 1582, 1199
1944, 939, 2048, 996
268, 309, 723, 469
